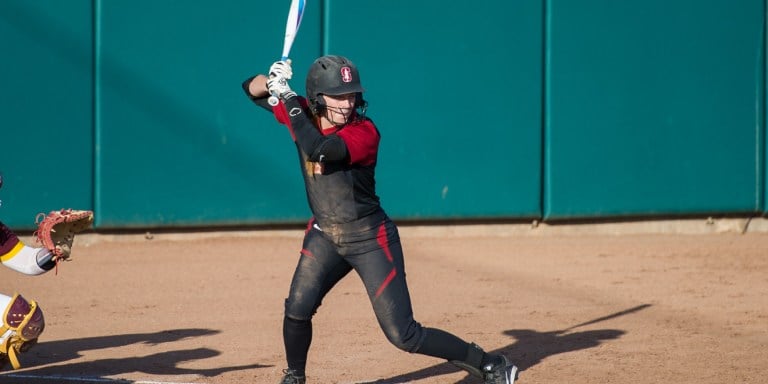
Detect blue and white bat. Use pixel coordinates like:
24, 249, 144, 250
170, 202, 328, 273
268, 0, 307, 106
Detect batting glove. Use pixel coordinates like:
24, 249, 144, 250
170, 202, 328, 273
269, 60, 293, 80
267, 75, 297, 100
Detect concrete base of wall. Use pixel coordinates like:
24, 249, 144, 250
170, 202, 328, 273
398, 217, 768, 237
27, 217, 767, 249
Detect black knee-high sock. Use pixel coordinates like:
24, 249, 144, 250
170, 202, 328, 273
416, 328, 501, 370
283, 316, 312, 376
414, 327, 471, 361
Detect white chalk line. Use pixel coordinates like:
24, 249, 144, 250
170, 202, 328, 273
0, 373, 204, 384
3, 373, 412, 384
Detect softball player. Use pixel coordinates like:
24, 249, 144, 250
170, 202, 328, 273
0, 174, 52, 369
243, 55, 518, 384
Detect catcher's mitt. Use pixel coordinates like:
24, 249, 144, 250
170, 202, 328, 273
34, 209, 94, 263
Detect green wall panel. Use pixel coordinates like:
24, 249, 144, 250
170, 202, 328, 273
322, 1, 544, 220
3, 1, 764, 229
95, 0, 322, 228
0, 0, 93, 230
545, 0, 764, 219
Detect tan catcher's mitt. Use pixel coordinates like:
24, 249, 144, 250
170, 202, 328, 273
35, 209, 94, 262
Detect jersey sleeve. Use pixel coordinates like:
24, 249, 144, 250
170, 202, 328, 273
272, 97, 312, 142
337, 120, 380, 166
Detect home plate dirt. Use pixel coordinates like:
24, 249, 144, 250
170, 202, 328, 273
1, 224, 766, 383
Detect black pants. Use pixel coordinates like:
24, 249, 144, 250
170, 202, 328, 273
282, 214, 476, 375
285, 215, 424, 351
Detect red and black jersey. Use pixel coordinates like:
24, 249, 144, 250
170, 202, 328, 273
272, 96, 383, 228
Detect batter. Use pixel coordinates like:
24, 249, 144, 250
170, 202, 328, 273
243, 55, 518, 384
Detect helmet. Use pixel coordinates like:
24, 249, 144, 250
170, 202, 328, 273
306, 55, 365, 113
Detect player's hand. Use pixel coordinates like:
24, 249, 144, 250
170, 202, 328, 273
269, 60, 293, 80
267, 75, 297, 100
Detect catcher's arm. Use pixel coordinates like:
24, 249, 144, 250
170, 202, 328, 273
0, 221, 54, 275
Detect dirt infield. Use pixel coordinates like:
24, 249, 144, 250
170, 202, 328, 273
1, 222, 767, 384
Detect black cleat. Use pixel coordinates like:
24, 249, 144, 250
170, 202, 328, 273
483, 355, 519, 384
279, 368, 306, 384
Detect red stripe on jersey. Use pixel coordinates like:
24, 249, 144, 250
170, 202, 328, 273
305, 217, 315, 235
374, 222, 396, 298
377, 222, 394, 262
300, 248, 314, 258
375, 267, 397, 298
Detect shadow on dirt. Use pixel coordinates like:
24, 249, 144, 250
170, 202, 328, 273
360, 304, 652, 384
0, 328, 270, 380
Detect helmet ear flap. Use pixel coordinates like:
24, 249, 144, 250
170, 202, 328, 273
311, 94, 327, 115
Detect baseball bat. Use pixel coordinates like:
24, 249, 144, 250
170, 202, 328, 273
268, 0, 307, 106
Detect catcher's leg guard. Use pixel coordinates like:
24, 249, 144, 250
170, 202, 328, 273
0, 293, 45, 370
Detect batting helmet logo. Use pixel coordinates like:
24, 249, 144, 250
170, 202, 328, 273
340, 67, 353, 83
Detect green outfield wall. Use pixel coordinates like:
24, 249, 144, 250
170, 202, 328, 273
0, 0, 94, 228
1, 0, 764, 230
545, 0, 765, 220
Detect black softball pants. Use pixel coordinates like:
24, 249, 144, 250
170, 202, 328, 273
282, 215, 473, 375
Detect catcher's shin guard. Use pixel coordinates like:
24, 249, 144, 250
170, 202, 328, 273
0, 293, 45, 370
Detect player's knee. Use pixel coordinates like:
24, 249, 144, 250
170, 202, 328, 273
381, 320, 424, 353
1, 293, 45, 369
284, 298, 316, 321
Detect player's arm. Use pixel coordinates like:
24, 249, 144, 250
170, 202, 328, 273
244, 74, 347, 161
0, 222, 55, 275
264, 62, 349, 162
282, 96, 348, 163
242, 75, 272, 110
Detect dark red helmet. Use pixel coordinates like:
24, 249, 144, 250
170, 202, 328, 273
305, 55, 365, 113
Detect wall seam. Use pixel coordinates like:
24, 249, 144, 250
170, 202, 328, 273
759, 0, 767, 214
541, 0, 550, 221
93, 0, 101, 227
321, 0, 328, 55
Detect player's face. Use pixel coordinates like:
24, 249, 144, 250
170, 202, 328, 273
322, 93, 356, 126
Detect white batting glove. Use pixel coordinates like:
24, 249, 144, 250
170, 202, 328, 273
267, 75, 297, 100
269, 60, 293, 80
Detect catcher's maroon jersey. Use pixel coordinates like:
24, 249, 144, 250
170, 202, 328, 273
0, 221, 20, 256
